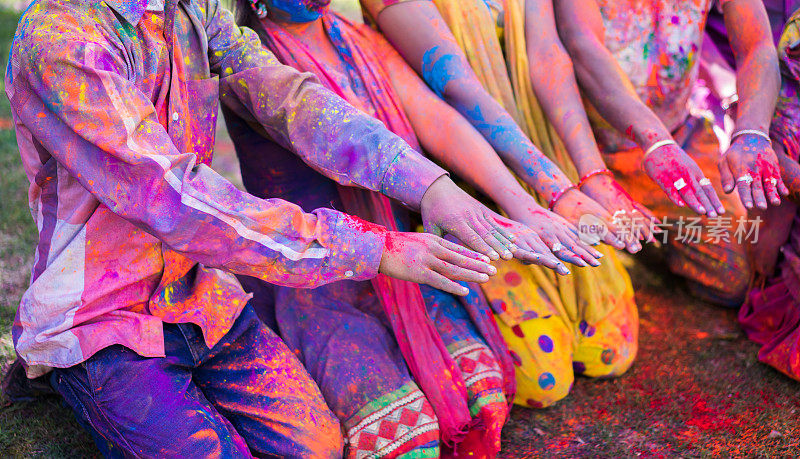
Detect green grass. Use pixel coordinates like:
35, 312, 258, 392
0, 6, 98, 458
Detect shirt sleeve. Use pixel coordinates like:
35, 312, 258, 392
203, 0, 446, 209
8, 20, 386, 289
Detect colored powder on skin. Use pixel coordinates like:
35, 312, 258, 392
421, 46, 465, 99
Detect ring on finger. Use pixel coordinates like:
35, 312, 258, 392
673, 178, 687, 191
737, 174, 754, 184
767, 177, 778, 186
551, 242, 564, 252
699, 178, 712, 186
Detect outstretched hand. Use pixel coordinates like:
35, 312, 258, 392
579, 173, 656, 253
719, 134, 788, 209
504, 197, 605, 271
644, 142, 725, 217
378, 231, 497, 296
419, 176, 577, 272
420, 176, 521, 261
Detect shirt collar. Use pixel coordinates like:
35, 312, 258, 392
104, 0, 187, 25
104, 0, 148, 25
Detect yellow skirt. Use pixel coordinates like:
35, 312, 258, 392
431, 0, 639, 407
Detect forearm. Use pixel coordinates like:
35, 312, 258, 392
442, 77, 574, 199
373, 0, 572, 199
526, 45, 605, 175
209, 2, 445, 209
724, 0, 780, 133
732, 42, 780, 132
409, 96, 536, 212
567, 41, 673, 149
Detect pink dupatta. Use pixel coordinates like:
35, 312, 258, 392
253, 13, 476, 445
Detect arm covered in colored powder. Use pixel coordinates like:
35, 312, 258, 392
364, 0, 632, 251
554, 0, 725, 217
209, 0, 445, 211
523, 0, 651, 250
7, 2, 402, 289
365, 0, 573, 203
717, 0, 787, 209
378, 37, 602, 268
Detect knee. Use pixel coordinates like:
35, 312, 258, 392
306, 413, 345, 459
669, 239, 752, 306
513, 366, 573, 408
497, 317, 575, 409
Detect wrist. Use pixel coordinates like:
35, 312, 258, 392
548, 183, 578, 211
731, 129, 772, 146
420, 175, 450, 211
578, 168, 613, 189
634, 126, 673, 151
503, 195, 543, 221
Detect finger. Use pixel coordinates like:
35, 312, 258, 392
678, 184, 707, 215
700, 180, 726, 215
485, 212, 519, 243
736, 174, 754, 209
438, 238, 493, 264
691, 178, 716, 218
777, 170, 790, 196
434, 241, 497, 276
514, 232, 569, 271
542, 233, 588, 267
763, 172, 782, 206
431, 258, 491, 284
718, 157, 735, 193
632, 209, 655, 243
624, 229, 642, 254
751, 174, 768, 210
423, 270, 471, 296
471, 214, 512, 260
597, 216, 626, 250
455, 223, 500, 261
558, 232, 602, 266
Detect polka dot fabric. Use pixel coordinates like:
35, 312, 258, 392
482, 245, 639, 408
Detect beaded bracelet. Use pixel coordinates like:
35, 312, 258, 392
548, 184, 578, 211
578, 168, 613, 188
731, 129, 772, 145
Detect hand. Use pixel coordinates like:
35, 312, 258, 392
421, 176, 519, 261
551, 188, 629, 251
644, 142, 725, 216
505, 198, 605, 270
378, 231, 497, 296
719, 134, 789, 209
579, 173, 656, 253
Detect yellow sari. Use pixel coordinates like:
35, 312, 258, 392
430, 0, 638, 407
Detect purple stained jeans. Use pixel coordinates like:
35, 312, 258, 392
50, 304, 343, 458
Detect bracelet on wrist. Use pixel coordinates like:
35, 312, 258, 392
731, 129, 772, 145
643, 139, 678, 160
578, 168, 613, 188
548, 184, 578, 211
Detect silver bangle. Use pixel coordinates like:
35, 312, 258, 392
731, 129, 772, 145
643, 139, 678, 159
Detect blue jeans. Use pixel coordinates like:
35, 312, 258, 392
50, 305, 343, 458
